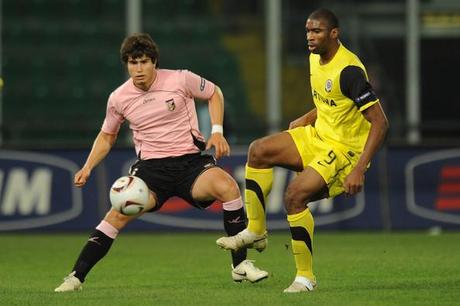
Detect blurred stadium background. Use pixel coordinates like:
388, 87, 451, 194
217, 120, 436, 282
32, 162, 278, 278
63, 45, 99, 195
1, 1, 460, 304
1, 0, 460, 232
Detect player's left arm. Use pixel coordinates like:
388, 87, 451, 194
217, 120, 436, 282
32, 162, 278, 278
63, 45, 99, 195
340, 65, 389, 195
344, 103, 389, 195
184, 71, 231, 159
205, 85, 231, 159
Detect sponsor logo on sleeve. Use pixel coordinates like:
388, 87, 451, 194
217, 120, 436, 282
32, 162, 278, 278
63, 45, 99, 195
200, 78, 206, 91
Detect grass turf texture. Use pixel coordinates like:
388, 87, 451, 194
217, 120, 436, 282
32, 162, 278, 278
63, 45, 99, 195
0, 231, 459, 305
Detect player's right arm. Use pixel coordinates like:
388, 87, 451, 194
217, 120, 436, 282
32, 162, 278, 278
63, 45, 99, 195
74, 131, 117, 187
289, 108, 317, 129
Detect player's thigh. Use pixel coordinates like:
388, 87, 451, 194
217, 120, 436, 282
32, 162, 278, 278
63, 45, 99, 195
287, 126, 323, 170
308, 146, 355, 198
129, 159, 170, 210
191, 167, 240, 202
248, 131, 303, 171
285, 166, 328, 206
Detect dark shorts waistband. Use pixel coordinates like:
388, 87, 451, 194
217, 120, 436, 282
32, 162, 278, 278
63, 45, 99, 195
140, 152, 201, 164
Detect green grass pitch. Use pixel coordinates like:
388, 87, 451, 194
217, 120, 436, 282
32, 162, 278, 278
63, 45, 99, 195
1, 231, 459, 305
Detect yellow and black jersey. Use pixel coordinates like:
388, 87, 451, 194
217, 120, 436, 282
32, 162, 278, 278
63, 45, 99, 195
309, 43, 378, 153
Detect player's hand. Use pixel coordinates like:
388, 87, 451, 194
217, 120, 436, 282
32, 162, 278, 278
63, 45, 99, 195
343, 167, 365, 196
74, 167, 91, 188
206, 133, 230, 159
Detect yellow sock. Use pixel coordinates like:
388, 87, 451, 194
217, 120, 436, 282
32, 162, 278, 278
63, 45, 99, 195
245, 165, 273, 235
287, 208, 315, 281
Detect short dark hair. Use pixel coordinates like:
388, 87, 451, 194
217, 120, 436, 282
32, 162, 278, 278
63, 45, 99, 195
120, 33, 160, 67
309, 8, 339, 29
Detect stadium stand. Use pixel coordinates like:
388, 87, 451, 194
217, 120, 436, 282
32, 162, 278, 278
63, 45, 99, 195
2, 0, 261, 147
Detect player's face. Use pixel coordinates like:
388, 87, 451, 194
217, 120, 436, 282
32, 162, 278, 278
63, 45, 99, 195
127, 54, 156, 91
305, 18, 336, 55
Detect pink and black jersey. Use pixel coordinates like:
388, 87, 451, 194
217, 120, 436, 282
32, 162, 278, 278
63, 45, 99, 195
101, 69, 216, 159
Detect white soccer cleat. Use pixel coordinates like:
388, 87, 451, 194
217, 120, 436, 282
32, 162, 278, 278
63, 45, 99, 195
216, 229, 268, 252
283, 277, 316, 293
231, 260, 269, 283
54, 271, 82, 292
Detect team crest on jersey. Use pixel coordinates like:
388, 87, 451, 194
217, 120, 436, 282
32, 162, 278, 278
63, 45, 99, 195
165, 98, 176, 111
325, 79, 333, 92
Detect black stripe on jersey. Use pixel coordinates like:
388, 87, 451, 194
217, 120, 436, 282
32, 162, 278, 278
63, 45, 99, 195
290, 226, 313, 255
340, 65, 378, 109
245, 179, 266, 212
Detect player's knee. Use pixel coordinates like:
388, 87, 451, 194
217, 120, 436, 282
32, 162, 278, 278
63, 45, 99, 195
212, 175, 240, 201
284, 184, 309, 214
248, 138, 269, 166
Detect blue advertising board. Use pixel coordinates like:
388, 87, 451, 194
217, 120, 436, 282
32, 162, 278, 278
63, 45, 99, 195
0, 147, 459, 231
387, 148, 460, 229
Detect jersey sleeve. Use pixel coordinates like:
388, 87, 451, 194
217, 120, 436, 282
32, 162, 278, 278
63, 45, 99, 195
183, 70, 216, 100
340, 65, 378, 111
101, 94, 124, 135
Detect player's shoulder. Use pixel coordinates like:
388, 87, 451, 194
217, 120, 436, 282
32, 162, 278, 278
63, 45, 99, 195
109, 78, 139, 104
158, 68, 196, 84
158, 68, 192, 78
115, 78, 132, 91
339, 44, 365, 67
110, 79, 132, 98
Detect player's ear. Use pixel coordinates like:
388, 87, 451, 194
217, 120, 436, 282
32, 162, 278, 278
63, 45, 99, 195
330, 28, 339, 39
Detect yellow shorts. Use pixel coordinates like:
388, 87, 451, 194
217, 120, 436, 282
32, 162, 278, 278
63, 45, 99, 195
287, 125, 359, 197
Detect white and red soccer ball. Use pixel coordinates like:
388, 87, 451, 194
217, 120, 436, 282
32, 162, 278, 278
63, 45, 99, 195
109, 176, 152, 215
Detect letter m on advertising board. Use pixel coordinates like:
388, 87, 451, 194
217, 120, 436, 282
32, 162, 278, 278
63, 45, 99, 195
0, 151, 83, 231
0, 168, 51, 215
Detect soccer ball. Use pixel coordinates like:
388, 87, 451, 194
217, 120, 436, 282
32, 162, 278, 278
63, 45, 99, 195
109, 176, 151, 215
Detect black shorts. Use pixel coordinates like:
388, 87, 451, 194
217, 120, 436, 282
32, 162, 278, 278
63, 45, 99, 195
129, 153, 217, 211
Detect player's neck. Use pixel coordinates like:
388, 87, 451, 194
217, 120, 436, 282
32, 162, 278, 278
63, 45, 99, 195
319, 41, 340, 65
147, 69, 157, 89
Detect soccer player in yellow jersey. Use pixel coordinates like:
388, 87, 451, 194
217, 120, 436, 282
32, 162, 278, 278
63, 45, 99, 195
217, 8, 389, 293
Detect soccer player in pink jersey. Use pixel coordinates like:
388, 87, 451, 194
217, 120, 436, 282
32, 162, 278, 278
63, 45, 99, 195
55, 33, 268, 292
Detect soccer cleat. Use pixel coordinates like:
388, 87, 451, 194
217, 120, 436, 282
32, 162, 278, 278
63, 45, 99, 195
54, 271, 82, 292
216, 229, 268, 252
283, 278, 316, 293
231, 260, 269, 283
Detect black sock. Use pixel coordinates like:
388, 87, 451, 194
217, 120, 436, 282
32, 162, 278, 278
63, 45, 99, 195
223, 208, 247, 267
72, 230, 114, 282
